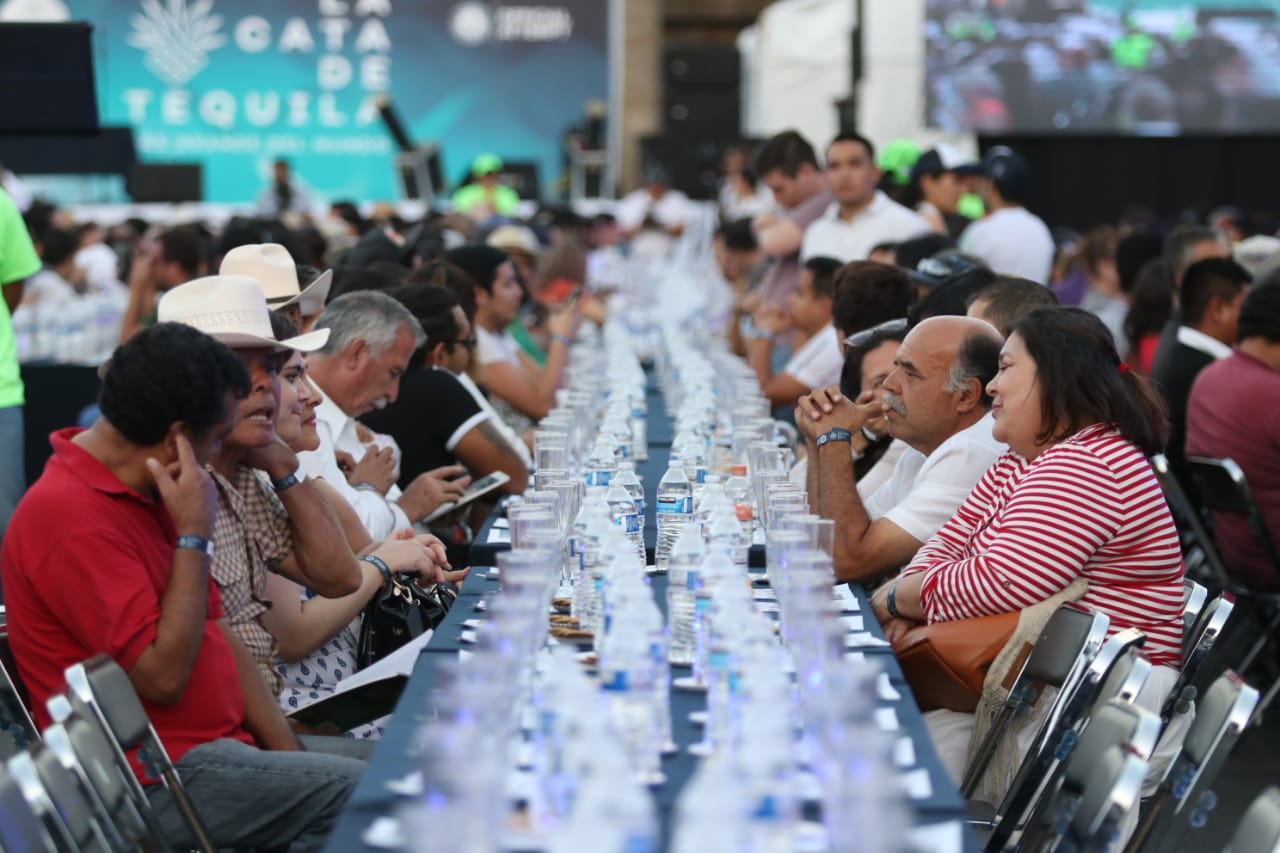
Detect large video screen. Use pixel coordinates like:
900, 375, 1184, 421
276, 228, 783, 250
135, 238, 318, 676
926, 0, 1280, 134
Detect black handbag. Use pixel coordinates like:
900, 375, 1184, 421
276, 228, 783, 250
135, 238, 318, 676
355, 575, 457, 669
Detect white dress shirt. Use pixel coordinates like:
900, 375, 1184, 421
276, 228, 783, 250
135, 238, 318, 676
800, 192, 931, 263
296, 384, 410, 540
864, 412, 1005, 544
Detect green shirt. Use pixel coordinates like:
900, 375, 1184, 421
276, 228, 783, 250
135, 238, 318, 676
0, 189, 40, 408
451, 182, 520, 218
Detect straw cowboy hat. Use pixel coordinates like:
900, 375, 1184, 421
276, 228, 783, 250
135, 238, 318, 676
220, 242, 332, 314
157, 275, 330, 352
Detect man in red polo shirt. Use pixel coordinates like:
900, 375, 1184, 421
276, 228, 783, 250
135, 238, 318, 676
1, 323, 364, 851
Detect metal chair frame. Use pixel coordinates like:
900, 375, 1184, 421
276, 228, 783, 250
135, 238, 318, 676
962, 606, 1111, 799
64, 655, 216, 853
1125, 670, 1261, 852
982, 629, 1151, 851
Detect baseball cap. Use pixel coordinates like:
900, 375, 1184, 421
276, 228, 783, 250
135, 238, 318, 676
909, 144, 983, 183
877, 140, 921, 187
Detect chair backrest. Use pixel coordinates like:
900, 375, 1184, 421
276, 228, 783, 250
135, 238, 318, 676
0, 615, 38, 757
1064, 700, 1163, 790
1228, 787, 1280, 853
1092, 643, 1153, 715
41, 719, 131, 852
1067, 745, 1149, 850
0, 765, 57, 852
1151, 453, 1235, 591
1187, 456, 1280, 573
1021, 606, 1111, 688
1129, 671, 1261, 852
1164, 592, 1237, 722
1182, 578, 1209, 640
48, 693, 175, 852
960, 606, 1109, 800
63, 656, 152, 752
8, 744, 108, 853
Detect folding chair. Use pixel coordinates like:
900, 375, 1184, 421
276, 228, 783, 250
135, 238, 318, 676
8, 743, 113, 852
1186, 456, 1280, 720
981, 629, 1150, 851
1181, 579, 1209, 642
46, 693, 173, 852
64, 655, 216, 853
0, 612, 39, 757
1227, 787, 1280, 853
1151, 454, 1217, 588
1125, 670, 1261, 852
1162, 592, 1235, 723
0, 764, 58, 852
961, 606, 1110, 799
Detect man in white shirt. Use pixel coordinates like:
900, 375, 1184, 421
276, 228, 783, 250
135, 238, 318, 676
795, 316, 1005, 585
299, 290, 468, 540
801, 133, 931, 264
745, 256, 844, 410
614, 165, 690, 260
958, 146, 1055, 284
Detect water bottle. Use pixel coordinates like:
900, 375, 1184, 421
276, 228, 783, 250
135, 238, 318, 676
598, 609, 664, 786
680, 432, 709, 492
549, 736, 659, 853
670, 754, 748, 853
694, 475, 726, 538
654, 457, 693, 573
691, 545, 735, 687
708, 507, 749, 571
606, 482, 646, 566
725, 464, 755, 543
629, 389, 649, 461
573, 488, 613, 630
614, 461, 645, 519
666, 523, 706, 666
584, 439, 617, 488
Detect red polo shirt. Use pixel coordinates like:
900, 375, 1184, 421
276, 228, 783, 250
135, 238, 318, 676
1, 428, 254, 781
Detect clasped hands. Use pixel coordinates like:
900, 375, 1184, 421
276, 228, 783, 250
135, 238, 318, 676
793, 384, 889, 444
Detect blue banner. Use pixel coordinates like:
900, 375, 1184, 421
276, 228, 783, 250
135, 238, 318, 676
48, 0, 611, 202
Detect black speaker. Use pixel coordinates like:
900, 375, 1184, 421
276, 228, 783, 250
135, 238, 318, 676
664, 93, 741, 136
0, 23, 98, 133
664, 44, 740, 92
127, 163, 203, 203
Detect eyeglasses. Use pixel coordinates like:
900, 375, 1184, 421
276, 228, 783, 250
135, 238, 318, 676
844, 317, 908, 349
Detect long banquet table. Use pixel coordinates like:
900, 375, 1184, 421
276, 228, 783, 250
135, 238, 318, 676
322, 377, 978, 853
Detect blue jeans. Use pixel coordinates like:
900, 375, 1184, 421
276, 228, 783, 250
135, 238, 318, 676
146, 736, 371, 852
0, 405, 24, 549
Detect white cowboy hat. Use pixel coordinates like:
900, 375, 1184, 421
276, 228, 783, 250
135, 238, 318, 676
220, 242, 332, 313
157, 275, 330, 352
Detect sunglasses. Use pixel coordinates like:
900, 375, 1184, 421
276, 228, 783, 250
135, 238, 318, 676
844, 317, 909, 349
445, 337, 478, 349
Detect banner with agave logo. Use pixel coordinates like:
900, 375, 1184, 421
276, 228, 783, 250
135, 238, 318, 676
17, 0, 612, 203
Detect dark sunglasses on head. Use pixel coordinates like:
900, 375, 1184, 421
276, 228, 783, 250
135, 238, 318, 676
844, 317, 909, 349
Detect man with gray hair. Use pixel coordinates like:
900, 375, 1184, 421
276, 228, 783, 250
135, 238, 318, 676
796, 316, 1005, 585
301, 291, 469, 539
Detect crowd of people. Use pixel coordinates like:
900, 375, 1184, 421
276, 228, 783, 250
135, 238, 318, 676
0, 120, 1276, 848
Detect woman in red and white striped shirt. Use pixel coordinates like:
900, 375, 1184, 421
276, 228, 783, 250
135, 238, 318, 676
871, 307, 1185, 780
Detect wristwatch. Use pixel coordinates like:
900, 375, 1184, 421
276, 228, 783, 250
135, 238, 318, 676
886, 577, 902, 619
176, 535, 214, 557
271, 468, 304, 494
815, 428, 853, 448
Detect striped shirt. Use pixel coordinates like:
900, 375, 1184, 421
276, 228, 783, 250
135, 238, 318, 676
904, 424, 1184, 668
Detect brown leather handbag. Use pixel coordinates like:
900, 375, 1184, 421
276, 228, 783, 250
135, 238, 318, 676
892, 611, 1020, 712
